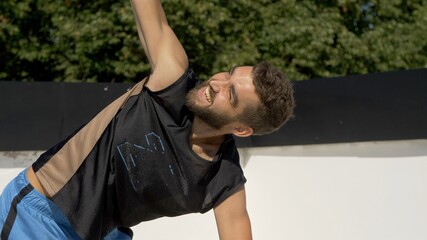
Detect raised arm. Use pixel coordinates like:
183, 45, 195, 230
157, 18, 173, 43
214, 186, 253, 240
131, 0, 188, 91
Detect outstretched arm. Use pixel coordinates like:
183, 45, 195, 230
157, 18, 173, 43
214, 186, 253, 240
131, 0, 188, 91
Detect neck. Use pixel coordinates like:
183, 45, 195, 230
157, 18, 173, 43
190, 116, 228, 161
190, 116, 227, 145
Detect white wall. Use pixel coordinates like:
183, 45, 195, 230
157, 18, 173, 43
1, 139, 427, 240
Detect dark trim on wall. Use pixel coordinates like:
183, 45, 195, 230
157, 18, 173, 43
1, 68, 426, 150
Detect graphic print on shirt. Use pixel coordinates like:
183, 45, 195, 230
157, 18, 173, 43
116, 132, 170, 191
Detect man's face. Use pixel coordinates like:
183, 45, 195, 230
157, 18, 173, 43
185, 66, 260, 130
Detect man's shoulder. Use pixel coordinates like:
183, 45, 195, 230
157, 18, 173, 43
219, 135, 240, 162
145, 67, 198, 93
144, 59, 189, 91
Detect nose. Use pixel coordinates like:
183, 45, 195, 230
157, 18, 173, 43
209, 73, 228, 93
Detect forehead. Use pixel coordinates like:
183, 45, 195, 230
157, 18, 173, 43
229, 66, 254, 90
232, 66, 253, 77
231, 66, 260, 109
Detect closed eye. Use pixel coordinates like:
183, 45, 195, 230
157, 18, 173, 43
229, 85, 238, 109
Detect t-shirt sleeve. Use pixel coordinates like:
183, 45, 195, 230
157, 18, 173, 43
200, 136, 247, 213
145, 68, 199, 124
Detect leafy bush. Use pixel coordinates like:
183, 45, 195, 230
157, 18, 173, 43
1, 0, 426, 82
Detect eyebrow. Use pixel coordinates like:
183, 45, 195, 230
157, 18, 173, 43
228, 66, 239, 108
229, 66, 237, 76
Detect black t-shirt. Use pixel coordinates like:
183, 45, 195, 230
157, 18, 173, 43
33, 69, 246, 239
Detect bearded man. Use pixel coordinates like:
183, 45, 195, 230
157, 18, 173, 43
0, 0, 294, 239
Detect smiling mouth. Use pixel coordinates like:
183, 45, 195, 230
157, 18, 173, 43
204, 86, 212, 104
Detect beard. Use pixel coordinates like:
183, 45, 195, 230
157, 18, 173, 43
185, 82, 234, 130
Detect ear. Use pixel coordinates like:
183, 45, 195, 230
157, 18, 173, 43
232, 125, 254, 137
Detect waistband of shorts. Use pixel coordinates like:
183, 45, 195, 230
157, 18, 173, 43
14, 168, 70, 224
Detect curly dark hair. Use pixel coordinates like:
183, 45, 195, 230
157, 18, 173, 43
239, 61, 295, 135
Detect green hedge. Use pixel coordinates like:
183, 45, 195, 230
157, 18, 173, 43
1, 0, 426, 82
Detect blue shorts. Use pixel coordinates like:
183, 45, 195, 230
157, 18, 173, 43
0, 169, 132, 240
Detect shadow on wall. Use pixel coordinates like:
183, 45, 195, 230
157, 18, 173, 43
0, 151, 41, 168
238, 140, 427, 163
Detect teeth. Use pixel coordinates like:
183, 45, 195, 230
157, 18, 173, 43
204, 87, 212, 104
